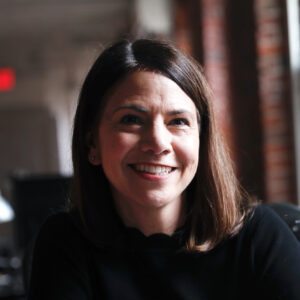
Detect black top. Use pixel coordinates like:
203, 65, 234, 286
28, 204, 300, 300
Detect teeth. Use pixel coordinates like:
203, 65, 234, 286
133, 164, 172, 175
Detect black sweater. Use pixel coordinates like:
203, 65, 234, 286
28, 205, 300, 300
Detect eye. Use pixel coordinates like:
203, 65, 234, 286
120, 114, 143, 125
169, 118, 189, 126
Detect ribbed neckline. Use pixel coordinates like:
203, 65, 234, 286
70, 201, 189, 252
116, 224, 188, 252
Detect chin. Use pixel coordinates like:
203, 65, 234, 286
134, 192, 181, 209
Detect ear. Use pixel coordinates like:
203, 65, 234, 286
88, 146, 101, 166
86, 131, 101, 166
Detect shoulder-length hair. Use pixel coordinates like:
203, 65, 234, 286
71, 39, 252, 252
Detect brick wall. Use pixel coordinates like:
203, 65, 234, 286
226, 0, 265, 199
200, 0, 236, 156
174, 0, 297, 203
255, 0, 297, 203
174, 0, 194, 56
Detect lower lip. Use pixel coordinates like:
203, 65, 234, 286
130, 167, 175, 182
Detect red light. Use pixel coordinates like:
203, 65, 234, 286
0, 68, 15, 91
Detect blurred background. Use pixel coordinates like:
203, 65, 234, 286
0, 0, 300, 298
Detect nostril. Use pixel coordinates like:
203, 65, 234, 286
139, 123, 172, 155
140, 144, 172, 156
140, 138, 172, 155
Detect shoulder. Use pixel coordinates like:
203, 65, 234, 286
244, 203, 297, 238
36, 211, 76, 239
224, 203, 300, 261
241, 204, 291, 241
33, 211, 92, 254
248, 203, 281, 224
239, 203, 300, 259
239, 204, 300, 298
30, 211, 94, 281
28, 213, 95, 299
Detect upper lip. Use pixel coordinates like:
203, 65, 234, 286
129, 162, 176, 168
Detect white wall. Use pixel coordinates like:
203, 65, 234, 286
287, 0, 300, 204
134, 0, 174, 36
0, 0, 133, 188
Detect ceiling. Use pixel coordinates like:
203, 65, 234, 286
0, 0, 133, 41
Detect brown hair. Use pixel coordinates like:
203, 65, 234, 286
71, 39, 253, 252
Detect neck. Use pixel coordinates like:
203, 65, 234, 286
113, 195, 186, 236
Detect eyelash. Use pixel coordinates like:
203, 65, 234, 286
119, 115, 189, 127
120, 114, 143, 125
169, 118, 189, 126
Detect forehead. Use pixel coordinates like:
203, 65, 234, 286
103, 71, 197, 112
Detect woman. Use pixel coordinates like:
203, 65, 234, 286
28, 39, 300, 299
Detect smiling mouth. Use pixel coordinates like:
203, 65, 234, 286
130, 164, 175, 175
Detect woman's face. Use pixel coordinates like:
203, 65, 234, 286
89, 71, 200, 212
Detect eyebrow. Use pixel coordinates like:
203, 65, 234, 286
169, 109, 201, 126
114, 104, 201, 125
114, 105, 193, 115
167, 109, 191, 116
114, 105, 148, 113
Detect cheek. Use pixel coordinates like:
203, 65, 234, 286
176, 135, 199, 171
99, 131, 138, 163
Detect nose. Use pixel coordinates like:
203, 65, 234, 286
139, 120, 172, 155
